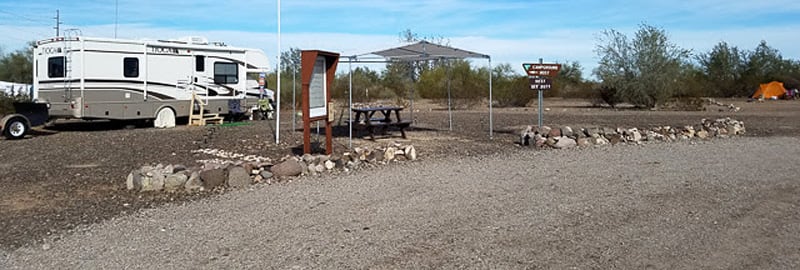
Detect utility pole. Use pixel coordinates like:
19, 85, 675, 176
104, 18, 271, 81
54, 10, 61, 37
114, 0, 119, 38
275, 0, 281, 144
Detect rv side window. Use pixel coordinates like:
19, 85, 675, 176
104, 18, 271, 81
48, 57, 65, 78
214, 62, 238, 84
123, 57, 139, 78
195, 56, 205, 72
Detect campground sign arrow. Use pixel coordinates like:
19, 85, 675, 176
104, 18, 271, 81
523, 63, 561, 90
523, 63, 562, 77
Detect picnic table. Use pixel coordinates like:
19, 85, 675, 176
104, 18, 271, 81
352, 106, 411, 140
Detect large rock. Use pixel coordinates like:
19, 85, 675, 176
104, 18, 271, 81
633, 130, 643, 142
547, 127, 562, 138
321, 160, 333, 170
626, 128, 643, 143
185, 171, 203, 192
545, 136, 557, 147
301, 154, 316, 164
404, 145, 417, 161
126, 170, 138, 190
592, 134, 610, 145
164, 173, 188, 192
554, 137, 577, 149
534, 134, 547, 148
537, 126, 552, 136
730, 123, 745, 135
562, 126, 574, 138
520, 126, 534, 146
606, 133, 623, 145
136, 174, 154, 192
143, 170, 165, 192
383, 147, 397, 162
271, 159, 304, 177
585, 127, 600, 137
576, 137, 592, 147
200, 168, 226, 189
306, 163, 318, 176
226, 166, 250, 188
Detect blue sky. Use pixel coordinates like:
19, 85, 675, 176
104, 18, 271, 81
1, 0, 799, 77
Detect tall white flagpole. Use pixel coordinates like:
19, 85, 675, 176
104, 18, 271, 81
275, 0, 281, 144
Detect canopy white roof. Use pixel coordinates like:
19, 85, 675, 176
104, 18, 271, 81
366, 41, 490, 61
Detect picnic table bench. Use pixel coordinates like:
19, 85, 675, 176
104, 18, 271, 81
352, 106, 411, 140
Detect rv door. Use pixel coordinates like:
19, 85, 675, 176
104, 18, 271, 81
194, 55, 205, 84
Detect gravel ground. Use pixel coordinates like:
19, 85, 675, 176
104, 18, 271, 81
2, 136, 799, 269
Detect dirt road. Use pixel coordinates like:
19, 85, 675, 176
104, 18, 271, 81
3, 136, 799, 269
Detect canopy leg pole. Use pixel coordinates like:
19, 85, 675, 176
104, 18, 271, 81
488, 58, 493, 139
447, 59, 453, 131
274, 0, 281, 144
292, 64, 296, 133
409, 63, 414, 125
348, 57, 353, 149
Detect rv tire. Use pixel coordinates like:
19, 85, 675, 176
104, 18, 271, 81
2, 115, 29, 140
154, 107, 176, 128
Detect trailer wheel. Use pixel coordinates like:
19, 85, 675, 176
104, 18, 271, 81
153, 107, 176, 128
3, 116, 29, 140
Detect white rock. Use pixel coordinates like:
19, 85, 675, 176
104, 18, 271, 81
324, 160, 336, 170
630, 129, 643, 142
554, 137, 577, 149
126, 170, 136, 190
592, 134, 609, 145
404, 145, 417, 161
384, 147, 397, 161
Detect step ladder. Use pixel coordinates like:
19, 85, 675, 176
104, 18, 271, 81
63, 33, 73, 101
189, 92, 223, 126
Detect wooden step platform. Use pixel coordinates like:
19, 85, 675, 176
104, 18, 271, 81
189, 113, 223, 126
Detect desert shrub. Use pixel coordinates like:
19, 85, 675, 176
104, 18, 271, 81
594, 24, 690, 108
491, 64, 534, 107
595, 85, 622, 108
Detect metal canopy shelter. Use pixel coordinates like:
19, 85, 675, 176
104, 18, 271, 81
341, 41, 494, 148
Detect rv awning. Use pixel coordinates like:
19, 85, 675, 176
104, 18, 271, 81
245, 50, 270, 73
367, 41, 490, 61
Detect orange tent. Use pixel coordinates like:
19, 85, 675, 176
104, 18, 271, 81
751, 81, 786, 99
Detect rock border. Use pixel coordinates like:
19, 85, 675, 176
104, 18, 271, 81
126, 144, 417, 193
520, 117, 745, 149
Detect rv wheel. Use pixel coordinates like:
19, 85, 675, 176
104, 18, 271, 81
154, 107, 176, 128
3, 116, 29, 140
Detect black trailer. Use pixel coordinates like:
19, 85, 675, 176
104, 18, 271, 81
1, 102, 49, 139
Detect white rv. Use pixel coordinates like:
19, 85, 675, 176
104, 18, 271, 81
32, 36, 271, 127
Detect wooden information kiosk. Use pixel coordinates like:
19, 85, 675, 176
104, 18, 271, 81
301, 50, 339, 154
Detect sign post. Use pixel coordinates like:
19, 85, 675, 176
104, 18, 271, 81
301, 50, 339, 154
523, 60, 561, 128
